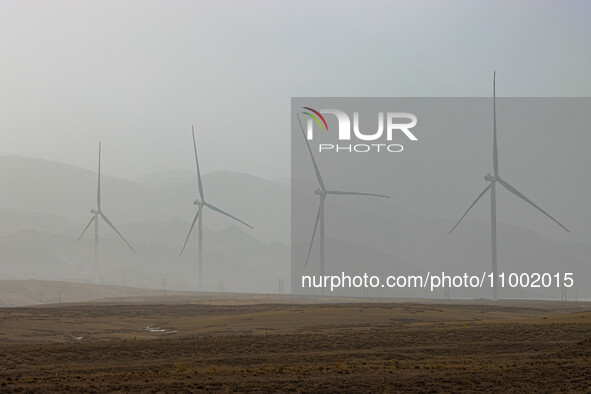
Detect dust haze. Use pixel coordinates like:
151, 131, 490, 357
0, 1, 590, 303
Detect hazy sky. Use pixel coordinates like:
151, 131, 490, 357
0, 1, 590, 180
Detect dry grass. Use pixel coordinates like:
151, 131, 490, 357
0, 300, 589, 392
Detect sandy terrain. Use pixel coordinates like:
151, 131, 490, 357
0, 282, 589, 392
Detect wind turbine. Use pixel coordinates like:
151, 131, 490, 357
297, 114, 390, 278
78, 142, 135, 284
449, 72, 569, 301
180, 126, 253, 289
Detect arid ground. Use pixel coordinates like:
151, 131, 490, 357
0, 282, 589, 392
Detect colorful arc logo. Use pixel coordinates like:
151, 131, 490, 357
302, 107, 328, 131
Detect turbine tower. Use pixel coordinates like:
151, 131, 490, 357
297, 114, 390, 278
449, 72, 569, 301
180, 126, 253, 289
78, 142, 135, 284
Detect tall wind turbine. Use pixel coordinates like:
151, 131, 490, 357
297, 114, 390, 278
449, 72, 569, 301
180, 126, 253, 289
78, 142, 135, 284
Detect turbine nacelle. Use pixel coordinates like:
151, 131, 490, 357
484, 174, 497, 182
193, 199, 204, 207
90, 208, 100, 214
314, 188, 325, 196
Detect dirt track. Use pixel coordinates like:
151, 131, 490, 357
0, 301, 590, 392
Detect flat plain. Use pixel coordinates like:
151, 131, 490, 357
0, 282, 589, 392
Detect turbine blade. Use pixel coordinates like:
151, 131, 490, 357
192, 126, 205, 201
325, 190, 390, 199
204, 202, 253, 229
493, 71, 499, 176
180, 208, 200, 255
97, 141, 102, 209
449, 184, 492, 234
497, 177, 569, 232
78, 216, 96, 241
99, 212, 136, 252
305, 203, 321, 268
296, 113, 326, 190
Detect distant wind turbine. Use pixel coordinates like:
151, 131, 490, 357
78, 142, 135, 284
297, 114, 390, 278
449, 72, 569, 301
180, 126, 253, 289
